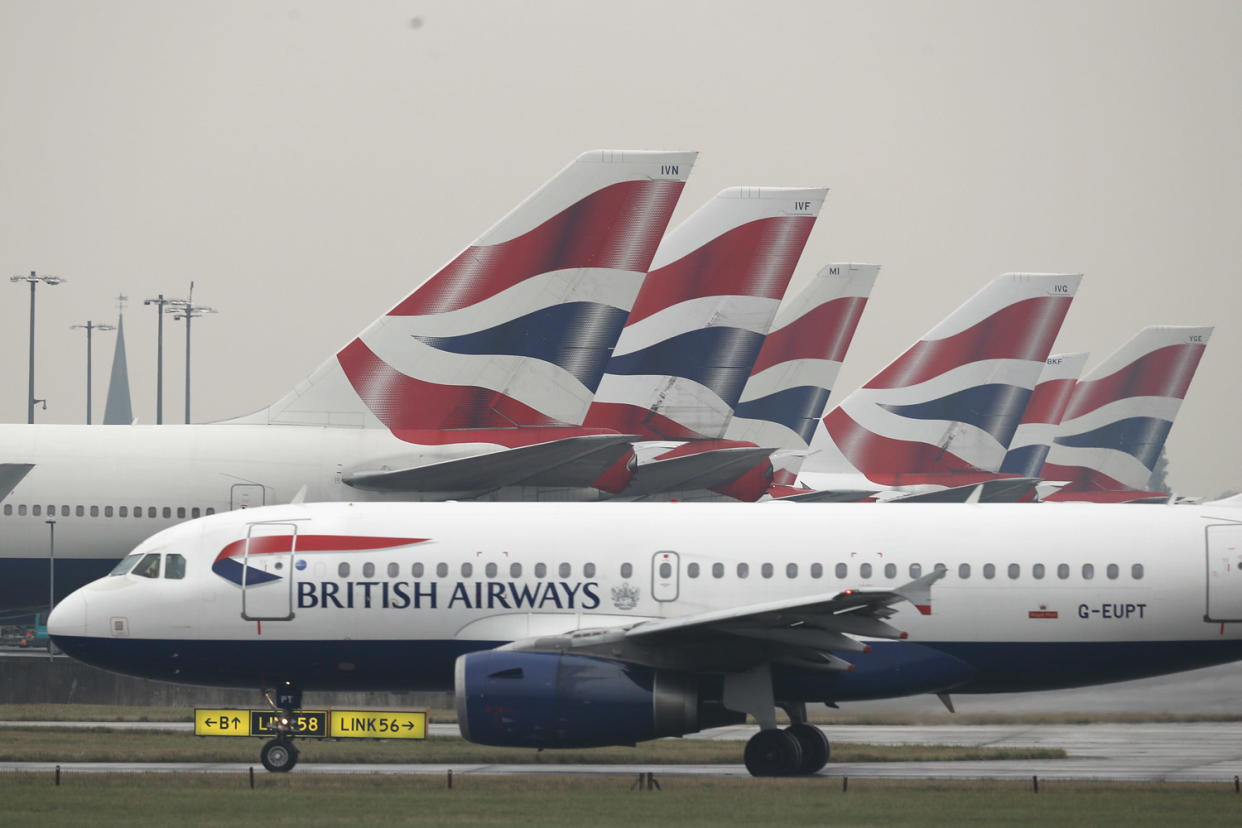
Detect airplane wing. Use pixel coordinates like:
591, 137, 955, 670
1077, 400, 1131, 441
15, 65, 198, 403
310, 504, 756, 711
502, 569, 945, 674
342, 434, 636, 495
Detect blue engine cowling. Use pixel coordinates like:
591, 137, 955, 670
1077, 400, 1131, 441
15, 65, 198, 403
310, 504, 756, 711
455, 650, 743, 748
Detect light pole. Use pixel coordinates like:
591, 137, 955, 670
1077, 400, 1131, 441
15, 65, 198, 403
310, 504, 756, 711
143, 293, 170, 424
10, 271, 65, 423
70, 321, 115, 424
167, 282, 216, 424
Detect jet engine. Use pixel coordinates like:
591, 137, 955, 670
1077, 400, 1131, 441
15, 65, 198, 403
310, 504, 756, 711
454, 650, 742, 748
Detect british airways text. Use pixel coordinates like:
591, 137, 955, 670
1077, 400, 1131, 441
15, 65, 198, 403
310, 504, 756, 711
296, 579, 601, 611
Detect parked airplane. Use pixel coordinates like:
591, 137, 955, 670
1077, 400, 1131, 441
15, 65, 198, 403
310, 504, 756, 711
584, 186, 825, 500
48, 498, 1242, 775
796, 273, 1082, 501
1041, 326, 1212, 503
0, 150, 695, 612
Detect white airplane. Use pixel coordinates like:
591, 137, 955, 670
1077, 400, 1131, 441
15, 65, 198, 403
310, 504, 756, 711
48, 498, 1242, 775
0, 150, 695, 612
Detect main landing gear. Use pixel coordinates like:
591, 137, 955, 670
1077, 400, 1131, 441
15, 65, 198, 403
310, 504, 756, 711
260, 681, 302, 773
724, 665, 831, 777
742, 720, 831, 777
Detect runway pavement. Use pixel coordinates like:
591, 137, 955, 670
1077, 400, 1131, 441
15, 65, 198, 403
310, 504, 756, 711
3, 722, 1241, 781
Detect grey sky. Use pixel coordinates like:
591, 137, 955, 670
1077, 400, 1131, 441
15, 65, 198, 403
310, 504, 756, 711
2, 1, 1239, 495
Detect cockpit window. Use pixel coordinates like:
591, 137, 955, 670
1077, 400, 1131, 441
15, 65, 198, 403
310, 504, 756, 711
132, 553, 161, 579
108, 554, 143, 577
165, 554, 186, 580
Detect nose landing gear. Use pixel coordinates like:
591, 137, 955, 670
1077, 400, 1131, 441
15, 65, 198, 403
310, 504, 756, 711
260, 681, 303, 773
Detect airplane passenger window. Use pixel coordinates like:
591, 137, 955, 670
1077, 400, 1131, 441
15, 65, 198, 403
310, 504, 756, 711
191, 508, 201, 518
1106, 564, 1119, 580
908, 563, 921, 578
133, 553, 161, 579
934, 563, 948, 574
761, 563, 773, 579
177, 507, 186, 519
104, 506, 113, 517
109, 554, 143, 576
712, 563, 724, 578
983, 563, 995, 579
1057, 564, 1069, 579
32, 505, 40, 516
3, 504, 10, 515
363, 563, 375, 578
162, 507, 171, 519
559, 563, 571, 578
18, 505, 27, 516
1008, 564, 1020, 579
61, 505, 69, 517
205, 508, 215, 515
537, 563, 549, 578
165, 554, 186, 580
339, 563, 350, 577
687, 563, 700, 578
618, 563, 630, 578
811, 563, 823, 579
148, 507, 156, 518
786, 563, 798, 579
461, 563, 473, 578
119, 507, 128, 517
90, 506, 99, 517
134, 505, 142, 517
958, 563, 970, 579
76, 506, 84, 517
658, 562, 672, 578
436, 563, 448, 578
485, 563, 497, 578
1132, 564, 1144, 579
1032, 564, 1045, 580
583, 563, 595, 578
737, 562, 749, 578
860, 563, 872, 578
835, 563, 847, 578
1082, 563, 1094, 580
412, 563, 424, 578
510, 563, 521, 578
884, 563, 896, 579
388, 563, 399, 578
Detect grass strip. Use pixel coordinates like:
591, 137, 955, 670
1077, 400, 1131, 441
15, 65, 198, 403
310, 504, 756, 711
2, 774, 1239, 828
0, 729, 1064, 764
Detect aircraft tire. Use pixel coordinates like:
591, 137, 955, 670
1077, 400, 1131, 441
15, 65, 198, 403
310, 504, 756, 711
743, 729, 803, 777
785, 723, 830, 774
261, 738, 299, 773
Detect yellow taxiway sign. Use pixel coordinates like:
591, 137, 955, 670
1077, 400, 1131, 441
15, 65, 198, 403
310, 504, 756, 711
194, 708, 427, 740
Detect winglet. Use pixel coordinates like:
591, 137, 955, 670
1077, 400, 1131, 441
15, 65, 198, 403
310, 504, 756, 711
893, 568, 947, 615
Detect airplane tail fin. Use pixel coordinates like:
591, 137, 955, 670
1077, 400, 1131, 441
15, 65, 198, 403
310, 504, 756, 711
1041, 325, 1211, 493
726, 263, 878, 449
998, 352, 1089, 477
233, 150, 696, 436
584, 186, 827, 440
804, 272, 1082, 481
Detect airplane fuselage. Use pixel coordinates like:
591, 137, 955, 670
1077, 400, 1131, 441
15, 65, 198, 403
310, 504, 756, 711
48, 500, 1242, 704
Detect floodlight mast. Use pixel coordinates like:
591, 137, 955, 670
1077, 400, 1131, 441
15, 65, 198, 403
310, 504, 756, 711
166, 281, 217, 424
143, 294, 170, 424
69, 321, 115, 424
9, 271, 65, 424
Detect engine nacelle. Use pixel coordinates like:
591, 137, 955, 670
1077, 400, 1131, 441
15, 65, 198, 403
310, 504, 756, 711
455, 650, 742, 748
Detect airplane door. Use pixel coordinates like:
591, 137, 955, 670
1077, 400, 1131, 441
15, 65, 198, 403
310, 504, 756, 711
651, 550, 680, 602
231, 483, 266, 511
1206, 524, 1242, 622
240, 522, 298, 621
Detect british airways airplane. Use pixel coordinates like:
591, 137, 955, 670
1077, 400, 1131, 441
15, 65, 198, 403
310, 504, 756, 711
0, 150, 694, 612
48, 498, 1242, 775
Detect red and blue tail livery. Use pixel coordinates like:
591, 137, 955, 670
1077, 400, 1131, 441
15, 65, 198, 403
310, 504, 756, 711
585, 187, 826, 441
999, 352, 1089, 478
1041, 326, 1211, 500
799, 273, 1081, 494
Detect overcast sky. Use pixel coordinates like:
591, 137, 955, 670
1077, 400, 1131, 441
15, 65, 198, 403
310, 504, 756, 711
2, 1, 1239, 496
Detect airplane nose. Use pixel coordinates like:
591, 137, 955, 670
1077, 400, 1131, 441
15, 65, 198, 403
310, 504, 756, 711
47, 590, 87, 639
